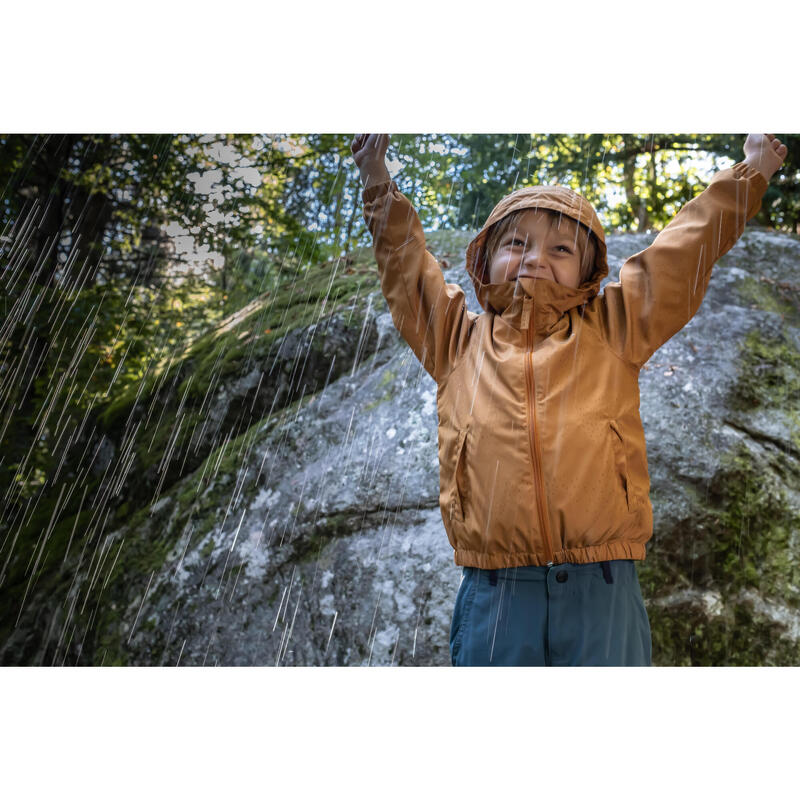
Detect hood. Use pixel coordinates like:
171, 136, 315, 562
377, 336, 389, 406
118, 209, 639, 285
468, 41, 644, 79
464, 185, 609, 320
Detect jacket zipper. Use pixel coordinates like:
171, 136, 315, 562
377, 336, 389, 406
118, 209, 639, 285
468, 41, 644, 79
522, 298, 555, 566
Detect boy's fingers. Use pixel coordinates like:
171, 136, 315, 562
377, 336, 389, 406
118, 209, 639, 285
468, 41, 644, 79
351, 133, 389, 163
351, 134, 370, 154
369, 135, 389, 159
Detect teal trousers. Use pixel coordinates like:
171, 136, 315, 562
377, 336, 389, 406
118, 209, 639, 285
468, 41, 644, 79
449, 560, 652, 666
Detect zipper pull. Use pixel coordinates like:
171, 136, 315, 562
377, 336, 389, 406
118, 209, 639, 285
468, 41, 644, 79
521, 297, 533, 330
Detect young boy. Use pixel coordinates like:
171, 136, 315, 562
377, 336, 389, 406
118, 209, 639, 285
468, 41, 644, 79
352, 133, 788, 666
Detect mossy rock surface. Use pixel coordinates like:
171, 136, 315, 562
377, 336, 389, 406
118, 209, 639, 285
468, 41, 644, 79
4, 225, 800, 666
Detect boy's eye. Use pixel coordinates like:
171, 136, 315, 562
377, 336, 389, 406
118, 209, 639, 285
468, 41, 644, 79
506, 238, 572, 253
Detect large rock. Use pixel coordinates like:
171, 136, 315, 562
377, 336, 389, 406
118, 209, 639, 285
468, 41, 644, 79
3, 227, 799, 666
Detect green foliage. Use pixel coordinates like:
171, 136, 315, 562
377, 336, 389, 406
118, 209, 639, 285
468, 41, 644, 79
380, 133, 800, 235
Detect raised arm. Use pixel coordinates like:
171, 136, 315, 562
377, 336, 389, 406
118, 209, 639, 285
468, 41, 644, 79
596, 134, 787, 368
352, 134, 476, 383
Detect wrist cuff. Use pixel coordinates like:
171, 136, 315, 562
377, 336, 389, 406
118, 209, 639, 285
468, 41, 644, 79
731, 160, 769, 192
362, 180, 397, 204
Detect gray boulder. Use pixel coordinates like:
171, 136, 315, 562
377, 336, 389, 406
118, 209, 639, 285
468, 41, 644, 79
4, 226, 799, 666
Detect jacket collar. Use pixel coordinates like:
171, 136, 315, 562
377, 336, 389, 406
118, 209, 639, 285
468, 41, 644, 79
478, 272, 603, 333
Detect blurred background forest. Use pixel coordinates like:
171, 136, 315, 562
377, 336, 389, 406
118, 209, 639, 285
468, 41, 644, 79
2, 132, 799, 635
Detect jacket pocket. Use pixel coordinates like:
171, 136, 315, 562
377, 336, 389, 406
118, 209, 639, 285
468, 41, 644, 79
609, 420, 639, 512
449, 426, 470, 522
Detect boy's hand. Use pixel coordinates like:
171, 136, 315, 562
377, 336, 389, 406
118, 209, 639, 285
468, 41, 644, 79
743, 134, 788, 182
351, 134, 391, 189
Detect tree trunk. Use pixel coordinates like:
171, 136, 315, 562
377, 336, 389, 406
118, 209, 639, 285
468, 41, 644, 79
622, 150, 638, 230
342, 174, 361, 261
331, 162, 345, 252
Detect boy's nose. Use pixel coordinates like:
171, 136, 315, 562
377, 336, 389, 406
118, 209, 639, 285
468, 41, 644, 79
522, 245, 545, 267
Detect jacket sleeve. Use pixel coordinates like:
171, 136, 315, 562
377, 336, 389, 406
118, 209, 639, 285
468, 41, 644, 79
362, 179, 477, 382
597, 162, 768, 368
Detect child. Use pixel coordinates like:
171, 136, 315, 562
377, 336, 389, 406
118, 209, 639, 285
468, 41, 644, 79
351, 133, 788, 666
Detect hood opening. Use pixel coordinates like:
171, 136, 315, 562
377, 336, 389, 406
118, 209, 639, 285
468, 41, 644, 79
464, 186, 610, 314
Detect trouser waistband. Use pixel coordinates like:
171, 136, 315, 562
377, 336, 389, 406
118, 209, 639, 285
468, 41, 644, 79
479, 559, 630, 586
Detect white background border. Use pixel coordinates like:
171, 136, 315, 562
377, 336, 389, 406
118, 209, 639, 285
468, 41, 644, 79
3, 1, 799, 796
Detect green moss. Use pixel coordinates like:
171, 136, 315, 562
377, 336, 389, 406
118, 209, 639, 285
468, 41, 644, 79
365, 369, 397, 411
365, 398, 389, 412
640, 441, 800, 666
165, 394, 312, 547
1, 493, 179, 665
378, 369, 395, 389
0, 495, 99, 600
708, 448, 800, 598
84, 518, 187, 665
200, 537, 215, 560
90, 256, 383, 539
178, 263, 377, 402
92, 628, 131, 666
645, 601, 800, 666
294, 514, 352, 563
99, 380, 150, 430
729, 328, 800, 413
99, 257, 380, 431
137, 410, 203, 470
736, 275, 800, 325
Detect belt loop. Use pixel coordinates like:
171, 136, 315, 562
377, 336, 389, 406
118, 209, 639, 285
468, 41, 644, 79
488, 569, 498, 586
600, 561, 614, 584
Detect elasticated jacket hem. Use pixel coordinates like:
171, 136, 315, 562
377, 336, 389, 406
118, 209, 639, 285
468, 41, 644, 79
455, 540, 647, 569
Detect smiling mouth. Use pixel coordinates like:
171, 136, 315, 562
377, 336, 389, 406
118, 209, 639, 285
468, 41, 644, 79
516, 270, 550, 279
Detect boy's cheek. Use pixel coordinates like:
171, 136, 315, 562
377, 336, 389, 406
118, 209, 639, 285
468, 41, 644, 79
490, 258, 513, 283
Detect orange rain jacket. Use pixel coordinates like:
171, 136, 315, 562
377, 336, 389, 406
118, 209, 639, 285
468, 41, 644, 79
362, 163, 767, 569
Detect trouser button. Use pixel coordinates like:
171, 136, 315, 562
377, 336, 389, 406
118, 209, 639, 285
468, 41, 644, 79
556, 570, 568, 583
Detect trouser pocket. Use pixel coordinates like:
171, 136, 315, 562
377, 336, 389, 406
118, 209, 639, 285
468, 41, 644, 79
548, 560, 652, 666
449, 569, 477, 666
450, 567, 550, 666
629, 564, 653, 665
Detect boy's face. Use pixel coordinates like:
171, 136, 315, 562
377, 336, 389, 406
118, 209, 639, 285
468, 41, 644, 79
487, 210, 583, 289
